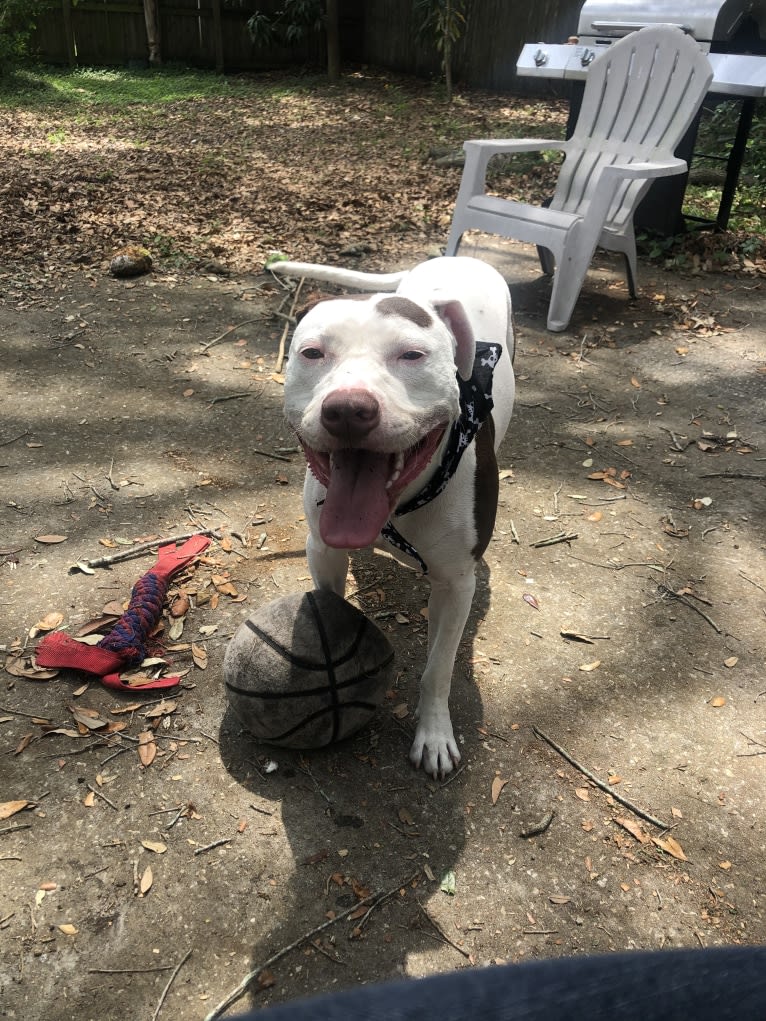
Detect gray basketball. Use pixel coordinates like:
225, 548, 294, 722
223, 590, 395, 748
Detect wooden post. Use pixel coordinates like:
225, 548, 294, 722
325, 0, 340, 81
61, 0, 76, 67
143, 0, 162, 66
211, 0, 224, 74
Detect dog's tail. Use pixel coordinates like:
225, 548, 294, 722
268, 260, 406, 292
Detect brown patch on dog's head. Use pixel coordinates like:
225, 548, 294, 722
376, 296, 433, 329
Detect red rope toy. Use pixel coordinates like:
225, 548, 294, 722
35, 534, 211, 691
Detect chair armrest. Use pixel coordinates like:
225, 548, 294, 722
464, 138, 567, 156
603, 157, 688, 181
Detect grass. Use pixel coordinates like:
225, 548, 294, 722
0, 64, 243, 109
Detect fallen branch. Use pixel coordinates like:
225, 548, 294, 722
0, 430, 30, 447
532, 726, 670, 830
204, 871, 420, 1021
530, 531, 578, 549
415, 900, 471, 959
275, 277, 305, 374
193, 838, 231, 857
200, 318, 263, 353
86, 783, 118, 810
72, 529, 221, 572
658, 584, 723, 635
151, 948, 192, 1021
208, 391, 258, 406
252, 448, 292, 463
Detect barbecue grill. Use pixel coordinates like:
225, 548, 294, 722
517, 0, 766, 232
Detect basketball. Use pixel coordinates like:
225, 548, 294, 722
223, 590, 395, 749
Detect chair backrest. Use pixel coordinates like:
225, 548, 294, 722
552, 25, 713, 226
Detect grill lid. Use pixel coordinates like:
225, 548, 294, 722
576, 0, 762, 43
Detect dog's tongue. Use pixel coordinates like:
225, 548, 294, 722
320, 450, 391, 549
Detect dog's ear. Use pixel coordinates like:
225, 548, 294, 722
432, 299, 475, 381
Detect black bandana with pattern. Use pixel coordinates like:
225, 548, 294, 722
381, 341, 503, 573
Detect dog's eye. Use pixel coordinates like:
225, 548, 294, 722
301, 347, 324, 360
400, 350, 424, 362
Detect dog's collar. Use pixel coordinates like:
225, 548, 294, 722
382, 341, 502, 573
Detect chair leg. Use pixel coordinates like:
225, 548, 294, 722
444, 225, 462, 257
546, 255, 592, 332
537, 245, 555, 276
623, 250, 638, 298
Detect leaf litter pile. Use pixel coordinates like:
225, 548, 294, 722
0, 74, 565, 281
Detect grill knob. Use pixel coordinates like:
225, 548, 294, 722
580, 47, 596, 66
534, 48, 548, 66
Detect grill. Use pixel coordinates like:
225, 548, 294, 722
517, 0, 766, 232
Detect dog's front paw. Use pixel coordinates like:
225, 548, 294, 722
410, 717, 461, 779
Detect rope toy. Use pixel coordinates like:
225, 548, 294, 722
35, 534, 211, 691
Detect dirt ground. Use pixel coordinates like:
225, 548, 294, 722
1, 237, 765, 1021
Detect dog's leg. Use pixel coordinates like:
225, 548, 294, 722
306, 532, 349, 597
410, 567, 476, 778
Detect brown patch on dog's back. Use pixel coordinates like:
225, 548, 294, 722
471, 415, 498, 560
376, 296, 433, 328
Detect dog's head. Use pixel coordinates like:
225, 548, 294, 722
283, 292, 477, 548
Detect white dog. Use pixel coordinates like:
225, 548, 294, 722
273, 256, 515, 778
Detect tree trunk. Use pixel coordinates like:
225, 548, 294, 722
211, 0, 224, 74
143, 0, 161, 66
325, 0, 340, 82
61, 0, 76, 67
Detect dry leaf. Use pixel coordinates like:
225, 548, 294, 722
710, 696, 726, 708
616, 439, 634, 446
723, 656, 738, 668
4, 654, 58, 680
491, 775, 509, 806
141, 840, 167, 854
0, 799, 30, 820
630, 376, 641, 388
15, 733, 34, 755
140, 866, 153, 894
671, 807, 683, 819
34, 534, 68, 544
391, 703, 409, 719
170, 593, 191, 618
574, 787, 590, 802
718, 860, 733, 871
579, 660, 601, 672
30, 610, 64, 637
83, 790, 96, 807
138, 731, 157, 767
58, 923, 78, 935
549, 894, 571, 905
614, 816, 651, 844
652, 835, 687, 861
398, 807, 415, 826
522, 593, 540, 610
192, 643, 208, 669
586, 511, 602, 522
142, 700, 177, 720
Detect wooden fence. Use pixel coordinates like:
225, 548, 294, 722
33, 0, 581, 91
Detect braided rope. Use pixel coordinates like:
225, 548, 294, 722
97, 570, 169, 667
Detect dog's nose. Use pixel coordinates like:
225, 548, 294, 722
321, 390, 380, 441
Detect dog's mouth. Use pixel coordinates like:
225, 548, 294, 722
300, 426, 446, 549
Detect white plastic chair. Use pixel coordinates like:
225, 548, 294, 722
445, 26, 713, 331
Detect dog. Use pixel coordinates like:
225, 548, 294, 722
272, 256, 515, 778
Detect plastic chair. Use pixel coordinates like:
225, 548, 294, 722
445, 26, 713, 331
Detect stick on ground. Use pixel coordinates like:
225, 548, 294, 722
532, 726, 670, 830
204, 872, 419, 1021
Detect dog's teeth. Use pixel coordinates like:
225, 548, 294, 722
390, 469, 401, 483
394, 452, 404, 472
